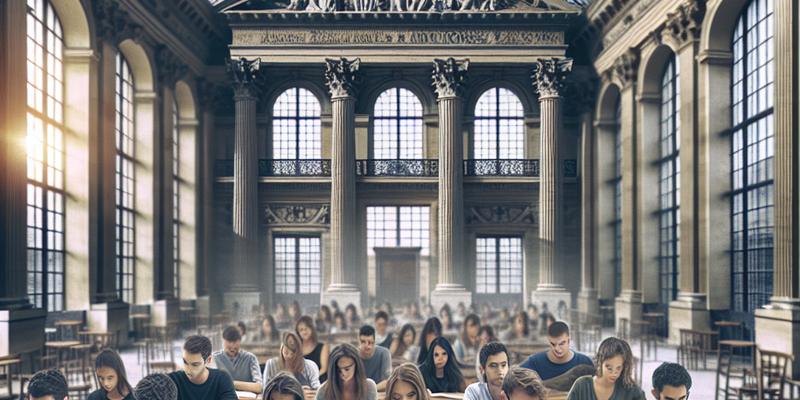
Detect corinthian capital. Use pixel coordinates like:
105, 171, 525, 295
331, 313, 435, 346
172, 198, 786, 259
612, 48, 640, 88
226, 57, 262, 98
432, 58, 469, 99
324, 58, 361, 99
666, 0, 706, 45
531, 58, 573, 99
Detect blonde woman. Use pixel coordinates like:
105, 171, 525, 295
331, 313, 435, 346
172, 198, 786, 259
263, 332, 321, 390
566, 337, 645, 400
385, 363, 431, 400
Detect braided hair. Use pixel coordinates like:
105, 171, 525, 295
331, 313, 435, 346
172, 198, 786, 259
27, 369, 68, 400
134, 373, 178, 400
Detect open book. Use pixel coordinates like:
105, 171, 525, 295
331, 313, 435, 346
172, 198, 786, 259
235, 390, 258, 399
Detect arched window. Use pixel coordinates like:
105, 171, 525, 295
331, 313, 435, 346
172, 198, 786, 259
612, 99, 623, 297
272, 88, 322, 159
474, 88, 524, 159
172, 99, 180, 298
658, 56, 680, 305
373, 88, 424, 159
115, 52, 136, 304
26, 0, 65, 311
731, 0, 774, 313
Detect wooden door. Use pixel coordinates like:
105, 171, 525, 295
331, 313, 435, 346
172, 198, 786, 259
375, 247, 420, 305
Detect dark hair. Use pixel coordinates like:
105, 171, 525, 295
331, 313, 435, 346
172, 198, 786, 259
595, 337, 635, 387
652, 362, 692, 393
359, 324, 376, 338
438, 305, 453, 330
27, 369, 68, 400
262, 315, 280, 342
134, 373, 178, 400
223, 325, 243, 342
479, 325, 497, 343
237, 321, 247, 336
375, 310, 389, 322
459, 314, 481, 347
262, 371, 304, 400
333, 311, 347, 330
183, 335, 213, 360
393, 324, 417, 358
296, 315, 319, 345
419, 337, 464, 393
345, 304, 359, 324
95, 349, 133, 396
319, 305, 333, 323
416, 317, 443, 364
514, 311, 530, 338
502, 367, 547, 399
324, 344, 368, 400
478, 342, 509, 369
547, 321, 569, 338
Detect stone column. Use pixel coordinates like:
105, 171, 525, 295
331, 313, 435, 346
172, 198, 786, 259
530, 58, 573, 315
430, 58, 472, 310
321, 58, 362, 310
226, 58, 262, 316
577, 109, 599, 316
666, 1, 711, 344
755, 0, 800, 378
0, 0, 47, 358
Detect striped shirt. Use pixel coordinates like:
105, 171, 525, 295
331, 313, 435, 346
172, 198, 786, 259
212, 350, 262, 384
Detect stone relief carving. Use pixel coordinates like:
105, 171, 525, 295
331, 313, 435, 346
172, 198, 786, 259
261, 0, 576, 12
265, 204, 330, 225
324, 58, 361, 98
531, 58, 573, 98
432, 58, 469, 99
612, 48, 640, 87
93, 0, 143, 45
665, 0, 706, 45
465, 205, 538, 225
227, 57, 263, 97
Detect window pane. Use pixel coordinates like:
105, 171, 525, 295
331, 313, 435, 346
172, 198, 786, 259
373, 88, 423, 159
115, 52, 136, 304
273, 88, 322, 159
658, 56, 680, 305
474, 88, 524, 160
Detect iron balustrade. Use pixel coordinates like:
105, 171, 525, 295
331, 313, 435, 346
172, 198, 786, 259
356, 159, 439, 176
463, 159, 540, 176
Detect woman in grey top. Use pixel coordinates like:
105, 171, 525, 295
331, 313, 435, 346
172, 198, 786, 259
263, 332, 321, 389
315, 343, 377, 400
566, 337, 645, 400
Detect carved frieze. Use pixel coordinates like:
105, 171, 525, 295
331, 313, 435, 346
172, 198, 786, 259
324, 58, 361, 98
665, 0, 706, 45
265, 204, 330, 225
465, 204, 537, 225
612, 48, 640, 88
235, 0, 579, 12
432, 58, 470, 99
92, 0, 143, 45
531, 58, 573, 98
232, 29, 564, 47
561, 74, 597, 114
227, 57, 263, 98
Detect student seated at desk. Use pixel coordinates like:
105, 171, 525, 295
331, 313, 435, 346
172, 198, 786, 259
315, 343, 378, 400
419, 337, 466, 394
390, 323, 418, 362
345, 304, 361, 328
357, 325, 392, 390
650, 362, 691, 400
501, 367, 548, 400
501, 311, 534, 343
374, 311, 394, 349
566, 337, 645, 400
415, 317, 443, 365
262, 371, 305, 400
258, 315, 281, 344
169, 335, 238, 400
386, 363, 432, 400
212, 325, 263, 394
317, 305, 333, 335
27, 369, 68, 400
453, 314, 481, 363
520, 322, 593, 386
88, 349, 135, 400
330, 312, 348, 334
135, 373, 178, 400
264, 332, 321, 390
297, 316, 330, 383
464, 342, 509, 400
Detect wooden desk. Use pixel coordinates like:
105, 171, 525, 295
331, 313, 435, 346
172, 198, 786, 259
54, 320, 83, 340
0, 357, 20, 399
79, 330, 117, 350
45, 341, 81, 366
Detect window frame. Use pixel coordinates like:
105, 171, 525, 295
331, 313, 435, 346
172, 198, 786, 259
271, 87, 322, 160
372, 87, 424, 160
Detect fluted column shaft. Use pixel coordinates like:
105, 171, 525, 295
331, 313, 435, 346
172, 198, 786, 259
329, 95, 358, 289
437, 96, 464, 287
579, 111, 596, 292
538, 94, 562, 287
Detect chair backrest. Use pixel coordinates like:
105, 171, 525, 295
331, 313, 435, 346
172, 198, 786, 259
757, 349, 794, 399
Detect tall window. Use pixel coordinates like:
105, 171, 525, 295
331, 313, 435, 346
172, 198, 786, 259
657, 56, 681, 305
272, 88, 321, 159
172, 100, 180, 298
474, 88, 524, 159
731, 0, 774, 313
274, 236, 321, 294
612, 99, 623, 297
475, 237, 523, 294
115, 52, 136, 304
373, 88, 424, 159
26, 0, 65, 311
366, 206, 430, 256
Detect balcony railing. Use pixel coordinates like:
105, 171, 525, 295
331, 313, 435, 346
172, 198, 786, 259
463, 159, 539, 177
356, 159, 438, 177
214, 159, 331, 177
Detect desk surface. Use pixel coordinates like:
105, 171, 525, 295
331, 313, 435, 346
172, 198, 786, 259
54, 320, 82, 326
45, 341, 81, 348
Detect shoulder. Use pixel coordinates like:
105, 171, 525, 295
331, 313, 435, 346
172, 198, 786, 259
572, 375, 593, 388
212, 350, 224, 358
305, 358, 320, 371
620, 384, 646, 399
87, 389, 105, 400
168, 370, 183, 382
464, 382, 482, 395
573, 352, 594, 364
366, 378, 378, 391
377, 346, 391, 358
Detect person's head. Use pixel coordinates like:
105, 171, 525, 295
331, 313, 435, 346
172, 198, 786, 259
594, 337, 635, 388
478, 325, 497, 346
540, 313, 556, 335
399, 324, 416, 346
501, 367, 547, 400
334, 311, 347, 329
181, 335, 212, 381
375, 310, 389, 335
133, 373, 178, 400
358, 325, 377, 358
275, 303, 287, 315
27, 369, 68, 400
424, 337, 457, 372
318, 305, 333, 323
527, 303, 538, 316
514, 311, 530, 337
438, 305, 452, 329
222, 325, 243, 358
237, 321, 247, 336
456, 302, 466, 315
345, 304, 359, 323
262, 315, 279, 341
479, 342, 509, 389
262, 371, 304, 400
295, 315, 318, 344
330, 300, 340, 312
416, 317, 443, 364
651, 362, 692, 400
385, 363, 430, 400
499, 308, 510, 321
94, 349, 133, 396
324, 344, 367, 400
546, 321, 570, 361
460, 314, 481, 345
288, 301, 301, 320
279, 331, 306, 374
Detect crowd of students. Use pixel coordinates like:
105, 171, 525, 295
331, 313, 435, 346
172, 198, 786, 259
24, 301, 694, 400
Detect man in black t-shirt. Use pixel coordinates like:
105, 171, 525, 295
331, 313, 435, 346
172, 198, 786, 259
168, 335, 238, 400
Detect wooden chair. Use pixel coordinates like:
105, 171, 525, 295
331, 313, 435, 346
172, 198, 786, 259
64, 346, 93, 398
145, 339, 178, 375
715, 340, 757, 400
735, 349, 793, 400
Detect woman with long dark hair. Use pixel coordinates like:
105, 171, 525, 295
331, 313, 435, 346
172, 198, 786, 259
567, 337, 645, 400
389, 324, 417, 362
296, 315, 330, 383
385, 363, 431, 400
88, 349, 135, 400
414, 317, 443, 365
419, 337, 465, 393
259, 315, 280, 343
315, 343, 378, 400
501, 311, 532, 342
453, 314, 481, 363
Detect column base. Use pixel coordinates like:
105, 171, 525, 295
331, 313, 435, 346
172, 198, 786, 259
0, 307, 47, 357
531, 286, 572, 320
223, 291, 261, 320
614, 290, 642, 335
577, 289, 600, 316
430, 284, 472, 311
755, 298, 800, 378
321, 285, 362, 313
88, 301, 130, 347
196, 295, 211, 327
151, 298, 180, 329
667, 293, 710, 345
